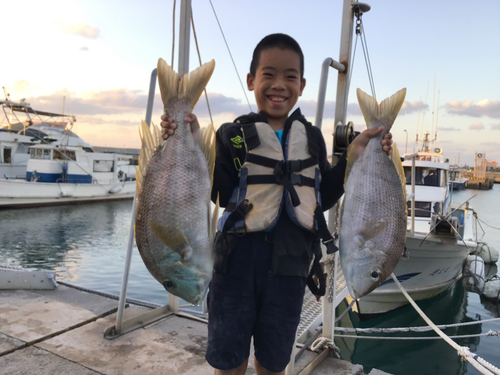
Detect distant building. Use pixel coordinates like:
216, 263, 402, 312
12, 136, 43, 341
486, 159, 498, 169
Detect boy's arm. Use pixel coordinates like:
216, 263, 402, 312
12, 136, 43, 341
211, 126, 240, 206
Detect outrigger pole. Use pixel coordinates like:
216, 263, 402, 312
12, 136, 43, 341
106, 0, 192, 340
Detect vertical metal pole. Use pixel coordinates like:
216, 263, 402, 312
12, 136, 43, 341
324, 0, 355, 342
178, 0, 191, 77
115, 192, 137, 334
114, 45, 161, 334
145, 69, 158, 126
411, 157, 416, 236
333, 0, 355, 148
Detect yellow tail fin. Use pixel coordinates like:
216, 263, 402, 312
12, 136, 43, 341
157, 58, 216, 112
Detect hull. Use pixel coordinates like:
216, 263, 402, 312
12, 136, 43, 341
0, 179, 135, 209
350, 232, 472, 315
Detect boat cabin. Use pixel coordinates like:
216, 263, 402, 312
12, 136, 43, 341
26, 144, 134, 184
402, 152, 452, 234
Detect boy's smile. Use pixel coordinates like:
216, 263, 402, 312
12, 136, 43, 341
247, 47, 306, 130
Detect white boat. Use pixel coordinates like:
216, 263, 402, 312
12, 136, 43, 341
0, 142, 136, 208
349, 132, 479, 315
1, 93, 94, 179
0, 93, 136, 209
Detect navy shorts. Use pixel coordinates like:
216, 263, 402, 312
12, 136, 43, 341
206, 232, 306, 372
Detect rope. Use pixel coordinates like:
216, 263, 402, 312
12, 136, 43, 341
208, 0, 252, 112
359, 23, 376, 100
477, 218, 500, 230
333, 331, 500, 340
190, 10, 213, 125
391, 273, 499, 375
334, 317, 500, 334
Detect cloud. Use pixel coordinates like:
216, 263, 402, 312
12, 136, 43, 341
491, 123, 500, 130
400, 101, 429, 115
469, 121, 485, 130
80, 47, 89, 52
55, 20, 100, 39
438, 127, 461, 131
445, 99, 500, 118
11, 80, 30, 92
28, 89, 148, 116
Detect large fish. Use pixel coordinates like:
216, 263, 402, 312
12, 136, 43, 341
135, 58, 217, 305
339, 88, 407, 300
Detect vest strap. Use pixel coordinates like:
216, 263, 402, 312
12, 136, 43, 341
246, 174, 316, 187
222, 200, 254, 236
242, 123, 261, 150
314, 205, 339, 254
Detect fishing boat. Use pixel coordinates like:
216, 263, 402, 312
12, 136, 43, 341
348, 132, 481, 315
1, 91, 95, 179
0, 92, 136, 209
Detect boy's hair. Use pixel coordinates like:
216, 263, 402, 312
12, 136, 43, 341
250, 33, 304, 79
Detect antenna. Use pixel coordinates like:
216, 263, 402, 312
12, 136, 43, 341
2, 86, 10, 101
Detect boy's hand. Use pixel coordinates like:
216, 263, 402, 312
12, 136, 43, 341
160, 113, 201, 143
348, 127, 393, 157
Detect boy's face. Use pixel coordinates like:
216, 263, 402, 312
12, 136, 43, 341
247, 47, 306, 129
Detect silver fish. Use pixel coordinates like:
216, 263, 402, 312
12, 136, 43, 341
135, 58, 217, 305
339, 88, 407, 300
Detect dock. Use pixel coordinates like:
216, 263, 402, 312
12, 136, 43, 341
0, 284, 389, 375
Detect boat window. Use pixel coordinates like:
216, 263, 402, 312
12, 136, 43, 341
36, 149, 43, 159
93, 160, 114, 173
2, 147, 12, 163
30, 149, 36, 159
407, 201, 431, 217
404, 167, 441, 187
54, 150, 76, 161
43, 150, 51, 159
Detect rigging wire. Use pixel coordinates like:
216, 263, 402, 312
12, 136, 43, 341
171, 0, 176, 68
208, 0, 253, 112
190, 10, 214, 125
359, 22, 376, 100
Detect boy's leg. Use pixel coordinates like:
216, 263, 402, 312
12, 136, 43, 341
253, 271, 306, 373
214, 359, 249, 375
254, 356, 285, 375
206, 234, 259, 372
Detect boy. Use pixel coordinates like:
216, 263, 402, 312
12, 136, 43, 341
161, 34, 392, 375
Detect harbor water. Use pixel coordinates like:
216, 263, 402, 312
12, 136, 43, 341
1, 185, 499, 375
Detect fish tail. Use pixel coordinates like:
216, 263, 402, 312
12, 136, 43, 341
357, 88, 407, 132
157, 58, 216, 112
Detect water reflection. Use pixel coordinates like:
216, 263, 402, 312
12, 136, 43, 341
336, 282, 482, 375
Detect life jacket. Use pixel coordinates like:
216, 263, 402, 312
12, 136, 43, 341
218, 119, 320, 233
217, 116, 338, 297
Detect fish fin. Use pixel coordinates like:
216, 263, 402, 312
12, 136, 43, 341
148, 220, 193, 260
345, 145, 360, 185
179, 60, 216, 111
210, 193, 219, 242
157, 58, 180, 107
390, 143, 407, 203
359, 218, 390, 240
200, 122, 216, 188
157, 58, 216, 112
356, 88, 407, 132
136, 120, 161, 200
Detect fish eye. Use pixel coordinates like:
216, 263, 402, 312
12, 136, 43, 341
163, 279, 175, 289
370, 268, 381, 282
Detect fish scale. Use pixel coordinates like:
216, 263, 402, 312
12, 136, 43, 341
339, 88, 407, 300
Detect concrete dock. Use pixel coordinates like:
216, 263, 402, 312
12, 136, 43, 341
0, 284, 389, 375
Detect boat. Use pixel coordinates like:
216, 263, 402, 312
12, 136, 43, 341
0, 92, 136, 209
348, 132, 480, 315
1, 91, 94, 179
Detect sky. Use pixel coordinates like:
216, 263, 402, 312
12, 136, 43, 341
2, 0, 499, 166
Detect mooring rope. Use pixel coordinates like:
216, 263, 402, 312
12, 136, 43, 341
391, 273, 500, 375
334, 317, 500, 334
334, 330, 500, 341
